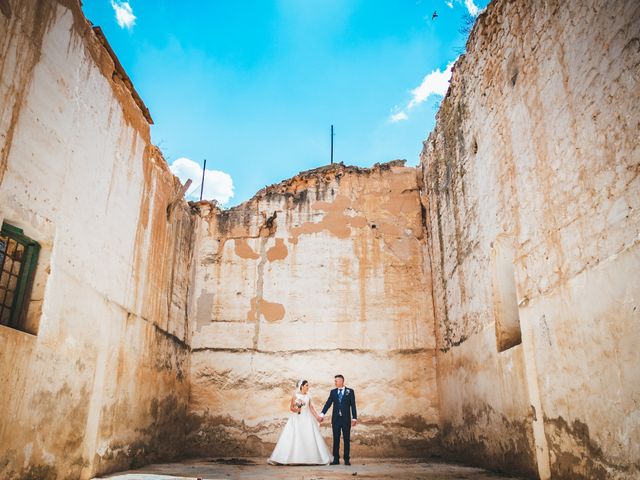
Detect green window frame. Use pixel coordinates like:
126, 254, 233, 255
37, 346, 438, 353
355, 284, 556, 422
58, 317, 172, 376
0, 222, 40, 332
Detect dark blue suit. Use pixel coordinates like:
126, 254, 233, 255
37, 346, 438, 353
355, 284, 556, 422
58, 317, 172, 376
321, 387, 357, 462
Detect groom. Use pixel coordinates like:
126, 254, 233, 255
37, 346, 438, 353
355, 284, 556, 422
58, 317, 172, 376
319, 374, 357, 465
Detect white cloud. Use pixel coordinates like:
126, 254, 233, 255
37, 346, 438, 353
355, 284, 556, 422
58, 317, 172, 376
388, 59, 456, 123
169, 157, 234, 205
407, 61, 455, 109
390, 111, 408, 123
446, 0, 481, 16
464, 0, 480, 16
111, 1, 136, 29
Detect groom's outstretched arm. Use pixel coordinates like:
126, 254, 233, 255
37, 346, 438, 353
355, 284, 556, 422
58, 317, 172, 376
321, 392, 333, 416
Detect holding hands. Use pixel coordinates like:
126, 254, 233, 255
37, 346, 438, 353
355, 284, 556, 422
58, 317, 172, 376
316, 416, 356, 426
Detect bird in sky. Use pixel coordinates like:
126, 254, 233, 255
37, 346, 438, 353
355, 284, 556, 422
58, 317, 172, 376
432, 11, 438, 20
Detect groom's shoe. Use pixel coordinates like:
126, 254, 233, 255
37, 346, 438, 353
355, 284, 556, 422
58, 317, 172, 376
345, 460, 351, 466
330, 459, 340, 465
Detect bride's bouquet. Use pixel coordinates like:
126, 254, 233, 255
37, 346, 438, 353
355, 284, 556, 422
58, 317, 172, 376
294, 399, 305, 414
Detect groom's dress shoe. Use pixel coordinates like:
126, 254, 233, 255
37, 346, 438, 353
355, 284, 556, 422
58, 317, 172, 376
345, 460, 351, 465
330, 460, 340, 465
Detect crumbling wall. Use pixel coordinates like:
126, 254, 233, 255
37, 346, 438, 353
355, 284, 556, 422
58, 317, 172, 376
0, 1, 194, 478
421, 0, 640, 478
188, 161, 439, 458
2, 0, 638, 478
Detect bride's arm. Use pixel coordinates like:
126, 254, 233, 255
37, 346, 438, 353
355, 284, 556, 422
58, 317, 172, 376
308, 398, 321, 421
290, 395, 301, 413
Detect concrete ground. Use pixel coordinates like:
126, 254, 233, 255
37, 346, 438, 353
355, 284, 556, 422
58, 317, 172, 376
94, 457, 525, 480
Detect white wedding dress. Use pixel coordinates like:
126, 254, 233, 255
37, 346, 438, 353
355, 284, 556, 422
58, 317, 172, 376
268, 393, 331, 465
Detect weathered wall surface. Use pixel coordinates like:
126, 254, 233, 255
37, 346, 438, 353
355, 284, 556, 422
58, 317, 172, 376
421, 0, 640, 479
188, 161, 439, 457
0, 1, 194, 479
2, 0, 638, 478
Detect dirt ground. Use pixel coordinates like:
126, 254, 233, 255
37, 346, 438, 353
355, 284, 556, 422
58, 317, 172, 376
94, 457, 525, 480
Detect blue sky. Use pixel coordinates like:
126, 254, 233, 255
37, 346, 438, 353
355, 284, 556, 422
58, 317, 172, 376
82, 0, 489, 206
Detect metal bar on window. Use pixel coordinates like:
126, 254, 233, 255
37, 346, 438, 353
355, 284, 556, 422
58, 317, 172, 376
0, 223, 40, 331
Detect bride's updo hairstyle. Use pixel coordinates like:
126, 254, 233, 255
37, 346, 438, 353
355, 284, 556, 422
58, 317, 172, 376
297, 379, 308, 391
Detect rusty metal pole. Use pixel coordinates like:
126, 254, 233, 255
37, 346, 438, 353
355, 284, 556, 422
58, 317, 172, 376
200, 159, 206, 201
330, 125, 334, 164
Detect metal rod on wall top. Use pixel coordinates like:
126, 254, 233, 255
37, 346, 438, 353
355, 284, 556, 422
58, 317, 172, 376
200, 159, 206, 201
330, 125, 334, 164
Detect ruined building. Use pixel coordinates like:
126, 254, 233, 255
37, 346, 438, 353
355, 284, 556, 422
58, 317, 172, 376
0, 0, 638, 479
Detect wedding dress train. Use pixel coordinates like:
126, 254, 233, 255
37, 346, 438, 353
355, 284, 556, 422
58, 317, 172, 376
268, 393, 331, 465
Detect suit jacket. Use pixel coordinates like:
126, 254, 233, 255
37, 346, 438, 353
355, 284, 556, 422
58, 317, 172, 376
321, 387, 357, 425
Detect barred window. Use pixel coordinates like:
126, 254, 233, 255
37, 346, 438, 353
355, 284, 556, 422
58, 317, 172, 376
0, 222, 40, 332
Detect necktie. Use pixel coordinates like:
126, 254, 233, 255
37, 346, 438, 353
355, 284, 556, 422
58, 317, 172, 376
338, 389, 343, 402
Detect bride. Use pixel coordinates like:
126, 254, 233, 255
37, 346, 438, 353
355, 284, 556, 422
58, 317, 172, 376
268, 379, 331, 465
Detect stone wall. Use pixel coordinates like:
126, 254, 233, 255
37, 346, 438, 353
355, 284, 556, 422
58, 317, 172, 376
1, 0, 638, 479
188, 161, 439, 458
0, 1, 194, 478
420, 0, 640, 479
